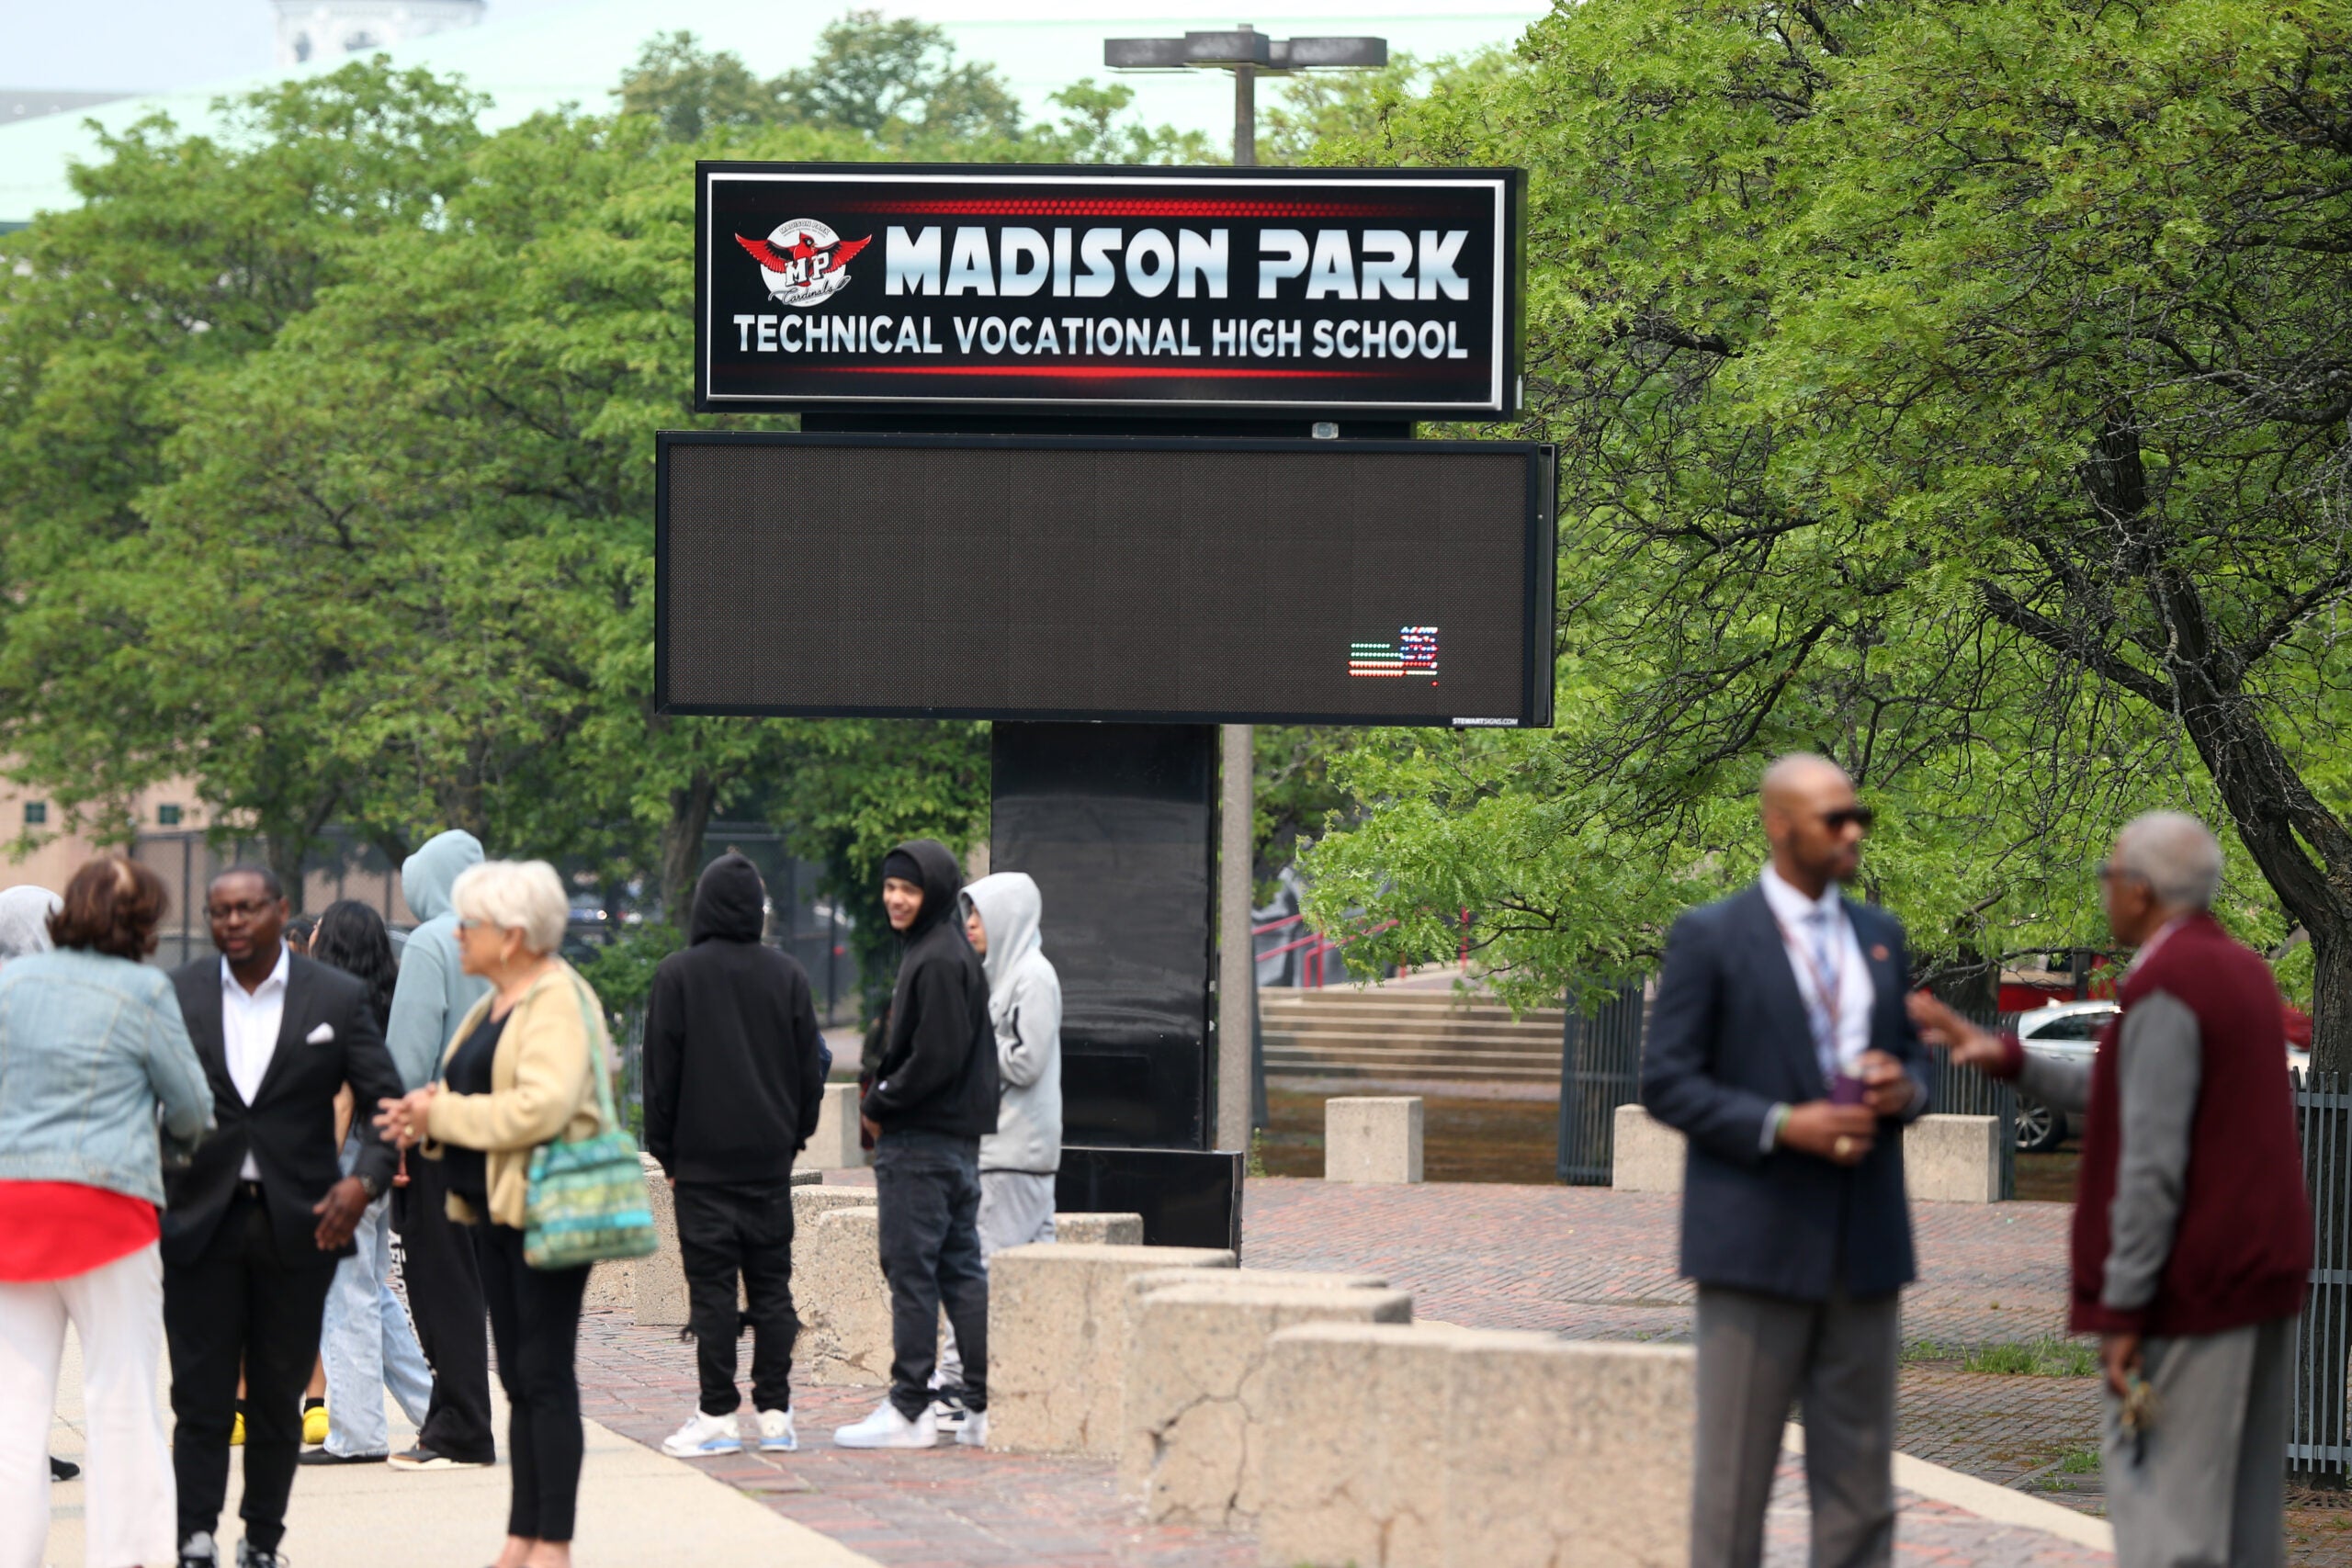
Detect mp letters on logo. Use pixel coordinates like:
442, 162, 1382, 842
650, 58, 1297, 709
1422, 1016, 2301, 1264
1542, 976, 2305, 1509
733, 219, 872, 308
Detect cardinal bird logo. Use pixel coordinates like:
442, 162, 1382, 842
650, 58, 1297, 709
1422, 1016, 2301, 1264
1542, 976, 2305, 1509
735, 218, 870, 308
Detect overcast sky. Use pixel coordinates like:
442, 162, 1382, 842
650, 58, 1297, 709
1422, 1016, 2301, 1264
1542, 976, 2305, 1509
0, 0, 585, 91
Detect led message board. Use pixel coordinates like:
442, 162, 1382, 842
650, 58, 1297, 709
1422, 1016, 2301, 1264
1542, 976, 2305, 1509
695, 164, 1523, 418
656, 432, 1555, 727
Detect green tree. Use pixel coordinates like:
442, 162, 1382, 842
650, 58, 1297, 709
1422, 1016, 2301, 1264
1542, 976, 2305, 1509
773, 9, 1023, 145
1296, 0, 2352, 1048
615, 30, 781, 142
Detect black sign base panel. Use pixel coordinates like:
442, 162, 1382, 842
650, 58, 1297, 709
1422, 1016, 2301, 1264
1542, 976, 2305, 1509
1058, 1147, 1245, 1258
992, 721, 1216, 1151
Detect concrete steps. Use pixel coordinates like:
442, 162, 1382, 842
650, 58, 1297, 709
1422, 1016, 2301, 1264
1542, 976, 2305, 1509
1261, 988, 1563, 1085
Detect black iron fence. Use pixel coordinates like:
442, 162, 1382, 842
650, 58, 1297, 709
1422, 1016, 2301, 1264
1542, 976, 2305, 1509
2292, 1068, 2352, 1478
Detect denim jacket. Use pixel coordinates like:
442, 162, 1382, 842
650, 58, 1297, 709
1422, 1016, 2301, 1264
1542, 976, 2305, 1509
0, 948, 213, 1205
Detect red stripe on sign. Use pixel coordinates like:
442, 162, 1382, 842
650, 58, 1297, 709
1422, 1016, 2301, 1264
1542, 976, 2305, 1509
822, 199, 1447, 219
806, 365, 1384, 380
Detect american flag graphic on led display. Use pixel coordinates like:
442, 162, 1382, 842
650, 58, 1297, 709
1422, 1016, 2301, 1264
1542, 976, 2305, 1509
1349, 626, 1440, 682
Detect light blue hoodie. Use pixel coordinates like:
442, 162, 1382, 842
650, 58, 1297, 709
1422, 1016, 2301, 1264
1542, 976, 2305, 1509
385, 829, 492, 1091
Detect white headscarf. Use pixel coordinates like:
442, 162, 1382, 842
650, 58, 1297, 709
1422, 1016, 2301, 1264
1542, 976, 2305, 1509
0, 885, 61, 968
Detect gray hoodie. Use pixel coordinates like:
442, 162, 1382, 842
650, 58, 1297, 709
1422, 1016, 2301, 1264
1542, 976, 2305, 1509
384, 830, 492, 1091
960, 873, 1062, 1174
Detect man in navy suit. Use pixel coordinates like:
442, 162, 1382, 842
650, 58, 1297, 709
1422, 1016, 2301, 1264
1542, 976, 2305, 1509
1640, 754, 1932, 1568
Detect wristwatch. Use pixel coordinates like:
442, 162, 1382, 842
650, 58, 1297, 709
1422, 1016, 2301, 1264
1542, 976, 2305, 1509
356, 1170, 386, 1201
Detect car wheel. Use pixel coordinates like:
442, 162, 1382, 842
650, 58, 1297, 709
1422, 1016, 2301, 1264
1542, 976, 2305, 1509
2014, 1096, 2067, 1154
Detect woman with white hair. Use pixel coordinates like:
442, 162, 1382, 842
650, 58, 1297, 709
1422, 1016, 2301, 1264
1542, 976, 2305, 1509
374, 862, 606, 1568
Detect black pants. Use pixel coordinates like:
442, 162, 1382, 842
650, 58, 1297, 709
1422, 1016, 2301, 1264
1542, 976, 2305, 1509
675, 1180, 799, 1416
392, 1152, 496, 1462
471, 1223, 589, 1543
165, 1186, 337, 1553
873, 1129, 988, 1420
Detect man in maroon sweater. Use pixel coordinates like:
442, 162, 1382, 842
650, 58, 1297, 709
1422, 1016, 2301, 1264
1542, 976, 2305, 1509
1913, 812, 2310, 1568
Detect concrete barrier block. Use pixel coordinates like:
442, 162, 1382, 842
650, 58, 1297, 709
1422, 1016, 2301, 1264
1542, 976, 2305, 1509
1053, 1212, 1144, 1246
797, 1206, 893, 1386
1442, 1331, 1695, 1568
1123, 1282, 1413, 1529
805, 1082, 867, 1170
1612, 1104, 1685, 1194
1905, 1113, 2003, 1203
1325, 1096, 1425, 1184
1259, 1322, 1466, 1568
987, 1243, 1236, 1455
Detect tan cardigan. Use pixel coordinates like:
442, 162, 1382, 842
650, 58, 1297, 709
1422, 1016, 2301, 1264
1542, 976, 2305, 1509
423, 960, 611, 1229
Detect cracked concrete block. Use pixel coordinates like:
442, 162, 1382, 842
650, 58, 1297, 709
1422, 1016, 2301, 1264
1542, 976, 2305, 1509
1121, 1268, 1390, 1362
1053, 1212, 1145, 1246
1325, 1096, 1425, 1183
1904, 1113, 2003, 1203
806, 1082, 866, 1170
1122, 1283, 1413, 1529
797, 1206, 893, 1385
1442, 1330, 1695, 1568
632, 1158, 823, 1326
988, 1243, 1237, 1455
1612, 1103, 1685, 1194
1259, 1322, 1468, 1568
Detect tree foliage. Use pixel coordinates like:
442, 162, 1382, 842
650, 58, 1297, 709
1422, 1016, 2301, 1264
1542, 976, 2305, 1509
1296, 0, 2352, 1047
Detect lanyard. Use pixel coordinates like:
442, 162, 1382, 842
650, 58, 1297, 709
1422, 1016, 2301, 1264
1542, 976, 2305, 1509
1774, 910, 1846, 1047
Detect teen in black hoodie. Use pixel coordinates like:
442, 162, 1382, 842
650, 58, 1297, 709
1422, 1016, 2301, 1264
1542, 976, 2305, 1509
642, 852, 827, 1459
834, 839, 999, 1450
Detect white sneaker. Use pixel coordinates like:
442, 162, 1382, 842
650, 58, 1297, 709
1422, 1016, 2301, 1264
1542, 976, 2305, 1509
660, 1410, 742, 1459
956, 1409, 988, 1449
755, 1408, 797, 1453
831, 1399, 938, 1450
928, 1390, 968, 1433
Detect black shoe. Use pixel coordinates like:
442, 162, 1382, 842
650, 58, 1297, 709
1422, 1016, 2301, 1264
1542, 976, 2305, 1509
297, 1449, 387, 1466
49, 1454, 79, 1482
235, 1541, 287, 1568
387, 1443, 491, 1472
178, 1531, 218, 1568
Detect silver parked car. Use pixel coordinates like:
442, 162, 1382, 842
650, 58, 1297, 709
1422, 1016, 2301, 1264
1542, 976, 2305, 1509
2011, 999, 2311, 1153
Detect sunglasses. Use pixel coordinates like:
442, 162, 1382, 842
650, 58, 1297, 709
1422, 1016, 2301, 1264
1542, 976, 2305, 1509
1821, 806, 1875, 831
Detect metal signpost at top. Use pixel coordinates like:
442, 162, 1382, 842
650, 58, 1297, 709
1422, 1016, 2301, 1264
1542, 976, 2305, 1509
665, 68, 1536, 1248
1104, 28, 1389, 168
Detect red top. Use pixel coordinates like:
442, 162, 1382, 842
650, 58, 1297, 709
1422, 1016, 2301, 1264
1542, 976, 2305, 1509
0, 1181, 160, 1281
2066, 913, 2312, 1337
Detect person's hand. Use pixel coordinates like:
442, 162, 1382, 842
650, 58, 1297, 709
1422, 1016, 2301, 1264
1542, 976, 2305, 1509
373, 1086, 436, 1149
1859, 1050, 1916, 1118
312, 1176, 369, 1250
1905, 991, 2010, 1073
860, 1114, 881, 1144
1779, 1101, 1877, 1165
2101, 1329, 2143, 1399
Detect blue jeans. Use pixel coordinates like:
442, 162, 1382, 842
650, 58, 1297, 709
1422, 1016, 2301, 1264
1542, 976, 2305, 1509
320, 1143, 433, 1456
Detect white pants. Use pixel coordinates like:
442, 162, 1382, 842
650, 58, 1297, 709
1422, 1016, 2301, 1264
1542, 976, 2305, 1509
0, 1244, 175, 1568
935, 1171, 1057, 1392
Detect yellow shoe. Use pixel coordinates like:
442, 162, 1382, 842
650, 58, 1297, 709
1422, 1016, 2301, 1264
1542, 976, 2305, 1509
302, 1404, 329, 1446
231, 1412, 245, 1447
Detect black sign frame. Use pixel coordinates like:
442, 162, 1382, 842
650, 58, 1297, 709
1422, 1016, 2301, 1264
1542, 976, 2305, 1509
695, 162, 1524, 421
653, 429, 1557, 728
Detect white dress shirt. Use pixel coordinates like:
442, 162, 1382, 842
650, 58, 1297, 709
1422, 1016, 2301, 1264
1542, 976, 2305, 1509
221, 945, 291, 1181
1759, 864, 1875, 1087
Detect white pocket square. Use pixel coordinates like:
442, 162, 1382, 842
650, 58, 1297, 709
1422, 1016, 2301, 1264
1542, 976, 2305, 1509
305, 1022, 334, 1044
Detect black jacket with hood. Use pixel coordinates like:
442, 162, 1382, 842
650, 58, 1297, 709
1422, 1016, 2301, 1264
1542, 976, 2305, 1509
863, 839, 998, 1139
643, 852, 827, 1186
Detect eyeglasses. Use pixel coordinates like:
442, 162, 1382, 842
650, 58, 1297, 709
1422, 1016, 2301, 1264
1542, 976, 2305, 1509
205, 900, 277, 920
455, 918, 493, 932
1821, 806, 1875, 831
2095, 862, 2148, 886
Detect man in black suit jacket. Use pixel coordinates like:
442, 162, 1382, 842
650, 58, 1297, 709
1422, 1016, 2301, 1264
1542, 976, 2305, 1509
164, 867, 403, 1568
1640, 755, 1932, 1568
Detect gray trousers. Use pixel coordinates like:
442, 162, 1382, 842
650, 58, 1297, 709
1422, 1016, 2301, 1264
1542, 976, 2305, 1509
2105, 1315, 2290, 1568
1691, 1284, 1900, 1568
936, 1170, 1057, 1391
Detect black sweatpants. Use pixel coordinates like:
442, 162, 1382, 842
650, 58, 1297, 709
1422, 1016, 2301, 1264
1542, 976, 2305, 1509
165, 1186, 337, 1553
872, 1128, 988, 1420
471, 1224, 589, 1543
393, 1152, 496, 1463
675, 1180, 799, 1416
